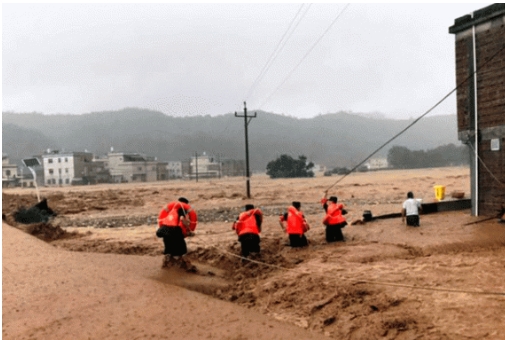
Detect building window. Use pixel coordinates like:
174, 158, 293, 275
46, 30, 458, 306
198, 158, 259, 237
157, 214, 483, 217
52, 179, 56, 184
58, 169, 62, 174
58, 158, 61, 163
65, 168, 69, 173
138, 167, 142, 171
59, 179, 62, 184
65, 157, 68, 162
47, 180, 51, 185
6, 170, 11, 176
65, 178, 69, 184
49, 169, 54, 175
48, 159, 53, 163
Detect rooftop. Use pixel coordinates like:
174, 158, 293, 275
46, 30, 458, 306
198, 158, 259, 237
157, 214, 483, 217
449, 3, 505, 34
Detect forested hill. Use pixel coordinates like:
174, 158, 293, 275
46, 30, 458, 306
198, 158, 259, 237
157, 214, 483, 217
2, 108, 460, 170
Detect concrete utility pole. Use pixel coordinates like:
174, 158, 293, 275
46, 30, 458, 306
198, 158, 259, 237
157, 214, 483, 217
195, 152, 198, 182
235, 101, 256, 199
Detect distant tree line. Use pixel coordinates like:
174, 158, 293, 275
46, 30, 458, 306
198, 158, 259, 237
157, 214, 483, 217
266, 154, 314, 178
387, 143, 469, 169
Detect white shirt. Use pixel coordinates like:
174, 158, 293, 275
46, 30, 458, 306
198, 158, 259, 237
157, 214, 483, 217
403, 198, 421, 216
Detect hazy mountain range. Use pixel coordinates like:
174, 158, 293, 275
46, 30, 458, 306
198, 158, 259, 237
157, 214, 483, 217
2, 109, 461, 171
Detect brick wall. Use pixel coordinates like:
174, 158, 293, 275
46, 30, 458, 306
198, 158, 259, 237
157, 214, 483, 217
450, 4, 505, 216
476, 17, 505, 128
454, 36, 473, 132
453, 13, 505, 130
478, 140, 505, 216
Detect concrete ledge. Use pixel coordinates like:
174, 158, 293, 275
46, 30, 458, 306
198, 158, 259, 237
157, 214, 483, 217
421, 199, 472, 214
371, 199, 472, 220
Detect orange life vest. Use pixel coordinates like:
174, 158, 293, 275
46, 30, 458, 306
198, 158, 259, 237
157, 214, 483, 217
322, 201, 346, 225
158, 201, 197, 237
283, 206, 308, 235
233, 209, 262, 236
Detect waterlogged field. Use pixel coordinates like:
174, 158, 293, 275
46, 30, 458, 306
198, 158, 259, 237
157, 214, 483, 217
3, 166, 505, 339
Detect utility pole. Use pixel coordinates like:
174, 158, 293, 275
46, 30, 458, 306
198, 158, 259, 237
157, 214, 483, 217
235, 101, 256, 199
195, 152, 199, 182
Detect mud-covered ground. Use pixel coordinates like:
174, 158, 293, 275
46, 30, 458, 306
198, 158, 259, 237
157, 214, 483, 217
3, 167, 505, 339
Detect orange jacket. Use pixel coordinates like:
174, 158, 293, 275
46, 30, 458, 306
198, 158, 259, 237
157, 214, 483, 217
280, 206, 308, 235
233, 209, 262, 236
321, 198, 346, 225
158, 201, 197, 237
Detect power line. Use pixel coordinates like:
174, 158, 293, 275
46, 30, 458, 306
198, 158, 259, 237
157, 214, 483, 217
258, 3, 351, 109
245, 4, 312, 101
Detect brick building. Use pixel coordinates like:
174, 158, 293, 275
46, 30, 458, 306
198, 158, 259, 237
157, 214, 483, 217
449, 3, 505, 216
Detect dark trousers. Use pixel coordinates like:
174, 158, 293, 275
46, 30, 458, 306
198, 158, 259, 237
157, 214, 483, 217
406, 215, 420, 227
156, 226, 187, 256
289, 234, 308, 247
325, 222, 347, 242
238, 233, 260, 257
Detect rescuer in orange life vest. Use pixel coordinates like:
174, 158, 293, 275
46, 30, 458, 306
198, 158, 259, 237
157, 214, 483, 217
279, 201, 310, 247
232, 204, 263, 258
321, 192, 348, 242
156, 197, 198, 269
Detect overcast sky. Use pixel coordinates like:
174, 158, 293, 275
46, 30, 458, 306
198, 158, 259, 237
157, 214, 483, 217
2, 2, 490, 119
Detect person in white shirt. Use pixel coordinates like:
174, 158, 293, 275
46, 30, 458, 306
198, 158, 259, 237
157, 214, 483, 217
402, 191, 422, 227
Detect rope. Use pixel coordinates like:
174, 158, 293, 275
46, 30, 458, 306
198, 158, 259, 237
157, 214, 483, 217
155, 205, 504, 296
207, 243, 505, 297
324, 42, 505, 193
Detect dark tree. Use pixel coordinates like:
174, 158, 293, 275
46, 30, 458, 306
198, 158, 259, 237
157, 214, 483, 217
266, 154, 314, 178
388, 146, 411, 168
387, 144, 469, 169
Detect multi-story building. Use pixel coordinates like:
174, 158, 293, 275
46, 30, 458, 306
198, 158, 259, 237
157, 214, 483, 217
107, 152, 160, 183
156, 162, 169, 181
221, 158, 245, 177
167, 161, 183, 179
366, 158, 389, 170
188, 153, 220, 179
42, 150, 95, 186
2, 154, 18, 188
182, 154, 245, 179
91, 158, 112, 183
449, 3, 505, 216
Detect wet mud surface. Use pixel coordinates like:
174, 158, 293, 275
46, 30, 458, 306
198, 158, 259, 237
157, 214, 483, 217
3, 168, 505, 339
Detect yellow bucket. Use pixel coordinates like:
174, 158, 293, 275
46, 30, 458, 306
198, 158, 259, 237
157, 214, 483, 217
434, 185, 446, 201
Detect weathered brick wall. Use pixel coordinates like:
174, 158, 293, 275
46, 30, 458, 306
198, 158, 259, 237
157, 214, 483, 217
478, 141, 505, 216
454, 35, 473, 132
476, 18, 505, 128
454, 17, 505, 131
476, 16, 505, 216
452, 7, 505, 216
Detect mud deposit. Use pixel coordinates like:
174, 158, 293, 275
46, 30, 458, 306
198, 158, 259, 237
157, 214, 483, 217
3, 168, 505, 339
